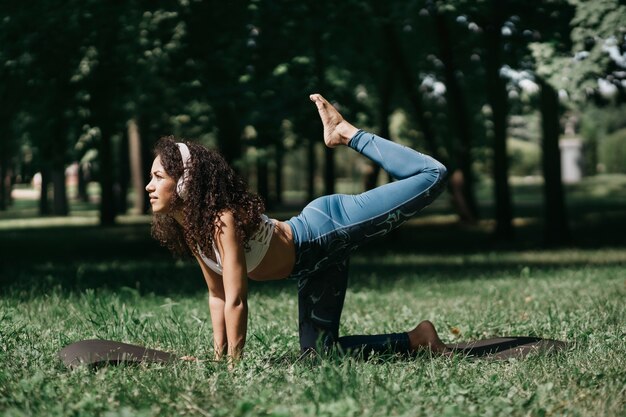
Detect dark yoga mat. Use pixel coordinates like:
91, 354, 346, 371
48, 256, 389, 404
59, 336, 568, 369
446, 336, 568, 359
58, 339, 176, 369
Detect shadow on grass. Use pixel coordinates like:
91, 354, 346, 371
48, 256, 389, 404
2, 175, 626, 296
2, 207, 625, 297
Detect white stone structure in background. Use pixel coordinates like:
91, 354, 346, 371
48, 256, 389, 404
559, 138, 583, 183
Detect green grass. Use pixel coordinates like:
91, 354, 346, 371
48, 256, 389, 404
1, 233, 625, 416
1, 176, 625, 416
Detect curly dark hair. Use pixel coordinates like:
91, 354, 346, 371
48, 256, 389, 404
150, 136, 265, 259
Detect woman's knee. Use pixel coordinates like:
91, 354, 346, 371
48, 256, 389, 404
425, 156, 448, 182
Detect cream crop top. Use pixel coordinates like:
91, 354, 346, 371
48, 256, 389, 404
197, 214, 275, 275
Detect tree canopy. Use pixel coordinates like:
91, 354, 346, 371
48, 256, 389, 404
1, 0, 624, 243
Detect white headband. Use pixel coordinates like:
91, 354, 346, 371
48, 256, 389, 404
176, 142, 191, 199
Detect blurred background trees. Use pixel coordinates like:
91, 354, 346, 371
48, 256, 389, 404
1, 0, 624, 244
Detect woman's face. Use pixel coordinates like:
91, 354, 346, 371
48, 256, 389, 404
145, 155, 177, 214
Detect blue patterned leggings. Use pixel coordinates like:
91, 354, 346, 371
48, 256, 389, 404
285, 130, 448, 355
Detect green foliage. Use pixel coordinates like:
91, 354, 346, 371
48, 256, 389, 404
1, 0, 625, 224
530, 0, 626, 101
508, 138, 541, 176
598, 128, 626, 173
579, 104, 626, 174
580, 104, 626, 139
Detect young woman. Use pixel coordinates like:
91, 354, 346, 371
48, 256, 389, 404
145, 94, 449, 362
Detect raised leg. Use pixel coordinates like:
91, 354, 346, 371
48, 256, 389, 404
292, 95, 450, 357
309, 94, 358, 148
287, 127, 448, 278
289, 95, 448, 273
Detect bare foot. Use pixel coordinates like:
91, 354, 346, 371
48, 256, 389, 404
407, 320, 450, 355
309, 94, 358, 148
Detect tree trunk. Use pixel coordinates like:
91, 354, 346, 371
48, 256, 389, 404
88, 2, 121, 226
51, 167, 68, 215
5, 166, 13, 208
484, 3, 514, 241
255, 122, 278, 208
307, 138, 316, 201
383, 18, 485, 224
138, 116, 155, 213
539, 79, 570, 246
323, 147, 335, 195
116, 133, 130, 215
434, 12, 479, 223
311, 27, 334, 196
43, 116, 70, 216
274, 143, 284, 205
78, 163, 89, 202
99, 127, 116, 226
257, 145, 270, 208
382, 21, 442, 163
383, 20, 486, 224
128, 119, 144, 214
39, 165, 51, 215
583, 137, 598, 176
214, 103, 242, 167
365, 64, 393, 191
0, 160, 6, 211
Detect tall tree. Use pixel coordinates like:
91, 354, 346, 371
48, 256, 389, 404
0, 3, 23, 210
529, 0, 624, 244
127, 119, 144, 214
483, 0, 514, 240
538, 78, 570, 245
81, 1, 129, 225
183, 0, 249, 165
432, 8, 479, 222
381, 1, 484, 223
129, 4, 193, 213
17, 0, 87, 216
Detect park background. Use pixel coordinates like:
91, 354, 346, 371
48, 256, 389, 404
0, 1, 625, 416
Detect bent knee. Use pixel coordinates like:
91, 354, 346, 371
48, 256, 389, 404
423, 156, 448, 185
434, 161, 448, 182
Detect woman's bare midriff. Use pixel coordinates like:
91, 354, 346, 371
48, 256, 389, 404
248, 220, 295, 281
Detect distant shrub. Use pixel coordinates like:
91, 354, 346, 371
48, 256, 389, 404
508, 138, 541, 176
599, 128, 626, 174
